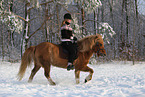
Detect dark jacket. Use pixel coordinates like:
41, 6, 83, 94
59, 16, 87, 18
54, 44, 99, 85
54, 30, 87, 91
60, 23, 78, 63
61, 24, 73, 40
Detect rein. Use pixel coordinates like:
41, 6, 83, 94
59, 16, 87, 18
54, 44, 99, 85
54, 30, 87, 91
96, 48, 105, 54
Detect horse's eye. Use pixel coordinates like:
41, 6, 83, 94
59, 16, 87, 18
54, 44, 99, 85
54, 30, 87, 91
96, 42, 99, 46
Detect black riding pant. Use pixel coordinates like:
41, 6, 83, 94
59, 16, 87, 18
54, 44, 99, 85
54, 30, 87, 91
61, 41, 77, 64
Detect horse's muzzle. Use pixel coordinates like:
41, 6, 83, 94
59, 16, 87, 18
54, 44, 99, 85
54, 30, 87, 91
100, 53, 106, 57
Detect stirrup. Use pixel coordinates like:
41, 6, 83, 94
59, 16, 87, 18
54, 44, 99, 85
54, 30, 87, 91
67, 63, 74, 71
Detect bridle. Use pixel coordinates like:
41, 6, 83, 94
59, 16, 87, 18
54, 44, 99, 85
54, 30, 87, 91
96, 48, 105, 54
93, 42, 105, 54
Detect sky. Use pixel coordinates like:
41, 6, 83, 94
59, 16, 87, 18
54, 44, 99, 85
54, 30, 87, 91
138, 0, 145, 15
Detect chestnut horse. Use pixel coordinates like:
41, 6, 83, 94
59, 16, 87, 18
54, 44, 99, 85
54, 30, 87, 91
17, 34, 106, 85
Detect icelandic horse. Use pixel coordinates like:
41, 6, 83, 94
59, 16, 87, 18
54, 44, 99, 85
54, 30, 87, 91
17, 34, 106, 85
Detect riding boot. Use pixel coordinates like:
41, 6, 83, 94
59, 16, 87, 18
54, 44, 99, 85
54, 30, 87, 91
67, 62, 74, 71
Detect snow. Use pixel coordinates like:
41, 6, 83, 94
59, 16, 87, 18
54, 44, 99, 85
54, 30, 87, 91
0, 61, 145, 97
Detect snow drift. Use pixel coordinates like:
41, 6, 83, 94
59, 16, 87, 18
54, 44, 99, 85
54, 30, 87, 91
0, 61, 145, 97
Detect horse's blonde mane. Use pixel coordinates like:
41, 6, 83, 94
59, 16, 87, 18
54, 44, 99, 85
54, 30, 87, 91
77, 34, 103, 52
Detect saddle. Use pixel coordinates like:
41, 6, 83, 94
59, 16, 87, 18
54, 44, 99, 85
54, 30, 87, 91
58, 43, 78, 60
59, 44, 69, 59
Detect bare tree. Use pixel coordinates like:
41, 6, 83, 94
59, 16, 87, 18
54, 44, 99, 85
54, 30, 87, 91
125, 0, 129, 44
8, 0, 15, 47
1, 25, 4, 61
44, 2, 49, 42
0, 0, 145, 62
120, 0, 125, 43
21, 0, 30, 57
81, 7, 86, 36
133, 0, 137, 65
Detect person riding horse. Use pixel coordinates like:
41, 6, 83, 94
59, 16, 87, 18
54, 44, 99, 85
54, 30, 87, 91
60, 13, 77, 71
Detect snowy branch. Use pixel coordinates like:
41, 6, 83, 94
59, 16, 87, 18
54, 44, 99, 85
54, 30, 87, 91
27, 14, 54, 41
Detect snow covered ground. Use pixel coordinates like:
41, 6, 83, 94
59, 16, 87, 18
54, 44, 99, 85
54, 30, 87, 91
0, 60, 145, 97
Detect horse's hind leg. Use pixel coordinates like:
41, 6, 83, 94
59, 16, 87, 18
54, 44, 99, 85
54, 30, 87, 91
43, 64, 56, 85
28, 64, 41, 83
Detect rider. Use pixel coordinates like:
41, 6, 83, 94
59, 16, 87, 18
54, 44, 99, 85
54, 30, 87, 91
60, 13, 77, 71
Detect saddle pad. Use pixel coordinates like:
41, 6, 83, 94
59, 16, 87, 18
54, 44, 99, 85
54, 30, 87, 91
58, 45, 68, 60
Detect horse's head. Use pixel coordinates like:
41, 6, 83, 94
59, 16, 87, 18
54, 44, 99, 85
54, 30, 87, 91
92, 35, 106, 57
78, 34, 106, 57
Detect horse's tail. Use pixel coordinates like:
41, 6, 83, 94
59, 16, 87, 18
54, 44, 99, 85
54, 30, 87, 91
17, 46, 35, 81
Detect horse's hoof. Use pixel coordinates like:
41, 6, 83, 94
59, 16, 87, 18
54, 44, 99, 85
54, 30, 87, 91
85, 79, 87, 83
84, 79, 91, 83
49, 81, 56, 85
50, 82, 56, 85
76, 79, 80, 84
28, 80, 32, 83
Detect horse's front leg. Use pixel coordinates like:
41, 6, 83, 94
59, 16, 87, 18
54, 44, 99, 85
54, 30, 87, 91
75, 70, 80, 84
81, 66, 94, 83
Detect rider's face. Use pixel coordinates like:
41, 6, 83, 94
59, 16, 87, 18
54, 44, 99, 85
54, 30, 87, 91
66, 19, 72, 23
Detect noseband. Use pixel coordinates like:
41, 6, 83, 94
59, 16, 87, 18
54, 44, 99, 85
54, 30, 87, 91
93, 43, 105, 54
96, 48, 105, 54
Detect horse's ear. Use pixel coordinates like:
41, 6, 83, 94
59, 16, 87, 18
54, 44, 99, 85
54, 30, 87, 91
94, 36, 98, 43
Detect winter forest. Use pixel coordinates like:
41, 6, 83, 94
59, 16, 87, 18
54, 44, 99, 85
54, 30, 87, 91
0, 0, 145, 63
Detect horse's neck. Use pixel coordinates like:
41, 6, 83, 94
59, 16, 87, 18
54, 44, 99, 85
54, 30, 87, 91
82, 50, 94, 60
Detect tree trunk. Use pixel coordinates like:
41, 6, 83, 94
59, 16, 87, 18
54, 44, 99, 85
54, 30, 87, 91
94, 11, 97, 34
108, 0, 114, 29
120, 0, 125, 43
108, 0, 116, 59
125, 0, 129, 43
9, 0, 15, 47
125, 0, 130, 60
133, 0, 137, 65
119, 0, 125, 60
45, 3, 49, 42
135, 0, 138, 19
135, 0, 140, 59
101, 2, 104, 23
94, 8, 100, 34
2, 25, 4, 61
21, 0, 30, 56
56, 4, 61, 42
81, 8, 86, 36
